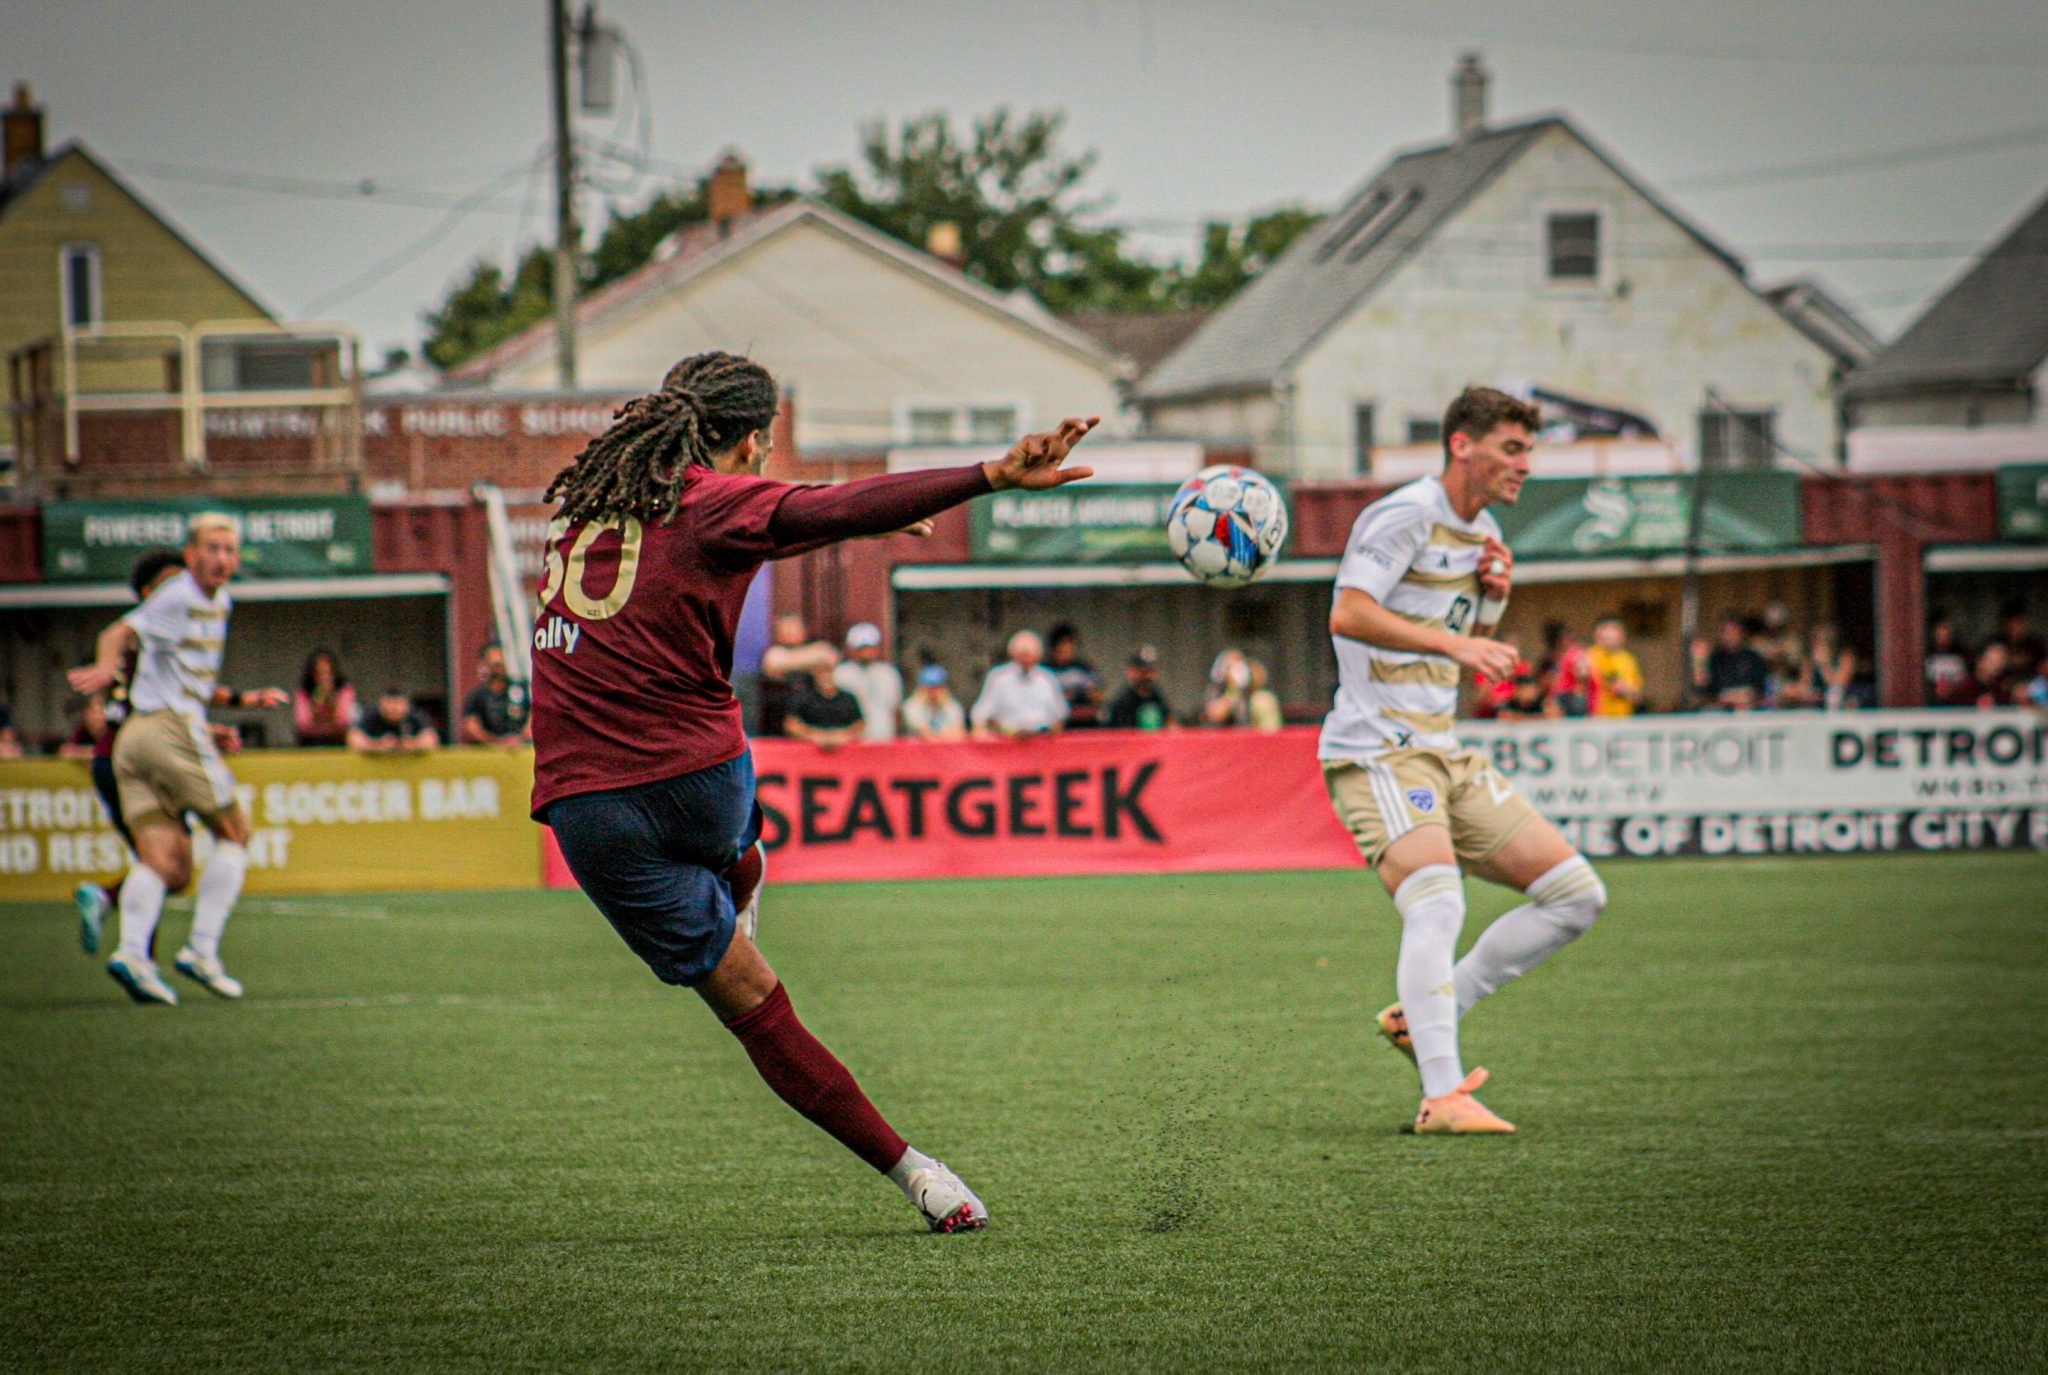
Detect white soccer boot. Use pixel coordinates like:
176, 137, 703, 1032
173, 947, 244, 1000
731, 841, 766, 943
75, 882, 111, 956
107, 952, 179, 1006
903, 1160, 989, 1234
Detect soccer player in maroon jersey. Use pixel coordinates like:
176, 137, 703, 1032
531, 351, 1097, 1232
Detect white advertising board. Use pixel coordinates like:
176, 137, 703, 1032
1456, 710, 2048, 860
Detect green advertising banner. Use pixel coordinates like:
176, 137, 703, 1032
971, 483, 1194, 563
41, 496, 374, 581
1995, 465, 2048, 542
1495, 472, 1802, 559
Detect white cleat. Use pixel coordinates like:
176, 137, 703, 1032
905, 1161, 989, 1234
732, 841, 765, 943
173, 947, 244, 1000
107, 952, 179, 1006
75, 882, 110, 956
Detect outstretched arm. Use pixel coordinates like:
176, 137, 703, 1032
67, 619, 140, 696
765, 417, 1098, 555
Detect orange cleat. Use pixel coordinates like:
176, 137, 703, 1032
1376, 1003, 1415, 1063
1413, 1068, 1516, 1135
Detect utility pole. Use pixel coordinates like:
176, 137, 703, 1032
548, 0, 579, 389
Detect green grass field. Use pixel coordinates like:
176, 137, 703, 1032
4, 853, 2046, 1373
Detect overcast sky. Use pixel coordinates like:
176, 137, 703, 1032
10, 1, 2048, 360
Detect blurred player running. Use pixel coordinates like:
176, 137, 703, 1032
68, 517, 287, 1004
531, 351, 1096, 1232
1320, 387, 1607, 1134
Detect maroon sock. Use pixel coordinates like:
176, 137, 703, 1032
725, 983, 908, 1173
724, 844, 765, 917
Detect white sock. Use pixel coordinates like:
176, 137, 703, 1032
886, 1145, 936, 1196
1393, 864, 1468, 1099
1455, 856, 1606, 1016
117, 865, 168, 962
188, 842, 248, 962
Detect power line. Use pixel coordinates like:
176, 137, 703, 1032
121, 156, 538, 215
1669, 121, 2048, 192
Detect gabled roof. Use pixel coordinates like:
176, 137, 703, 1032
446, 197, 1121, 385
1842, 184, 2048, 397
1136, 115, 1797, 404
1061, 308, 1213, 378
0, 140, 273, 319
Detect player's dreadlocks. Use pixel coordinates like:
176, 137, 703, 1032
544, 351, 778, 523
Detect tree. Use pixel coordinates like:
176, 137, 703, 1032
1169, 207, 1321, 308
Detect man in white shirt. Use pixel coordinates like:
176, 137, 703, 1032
970, 631, 1068, 738
832, 622, 904, 742
67, 514, 285, 1005
1321, 388, 1607, 1135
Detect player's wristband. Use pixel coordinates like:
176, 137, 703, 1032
1479, 593, 1509, 625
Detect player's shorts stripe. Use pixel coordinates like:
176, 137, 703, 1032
1367, 763, 1411, 839
1398, 567, 1480, 593
1368, 657, 1462, 688
1429, 523, 1488, 548
1383, 708, 1456, 735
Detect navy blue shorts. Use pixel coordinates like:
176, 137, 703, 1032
541, 754, 762, 987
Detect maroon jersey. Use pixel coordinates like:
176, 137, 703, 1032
530, 463, 991, 814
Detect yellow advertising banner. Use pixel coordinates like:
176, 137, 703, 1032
0, 749, 543, 901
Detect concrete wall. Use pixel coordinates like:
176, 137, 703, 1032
1284, 124, 1841, 479
492, 217, 1125, 452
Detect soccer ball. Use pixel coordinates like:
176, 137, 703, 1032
1165, 465, 1289, 588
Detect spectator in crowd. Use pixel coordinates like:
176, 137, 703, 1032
1045, 623, 1103, 728
461, 643, 532, 747
1776, 624, 1833, 709
757, 612, 836, 737
787, 650, 865, 750
832, 622, 903, 742
1586, 617, 1643, 717
971, 631, 1068, 738
349, 687, 440, 753
1753, 603, 1801, 683
0, 699, 22, 758
1999, 603, 2044, 683
1925, 618, 1975, 707
1829, 645, 1875, 712
1968, 642, 2016, 709
902, 664, 967, 741
1471, 632, 1532, 720
294, 649, 358, 747
1246, 658, 1284, 731
1542, 621, 1594, 717
59, 696, 109, 759
1695, 616, 1769, 711
1495, 669, 1556, 722
2024, 662, 2048, 711
1105, 644, 1174, 730
1202, 649, 1253, 726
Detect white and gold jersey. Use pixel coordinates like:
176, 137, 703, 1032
1318, 475, 1498, 762
123, 570, 230, 720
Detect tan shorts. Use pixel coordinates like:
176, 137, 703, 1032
1323, 746, 1540, 870
113, 709, 238, 830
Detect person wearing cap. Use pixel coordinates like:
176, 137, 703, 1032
1105, 645, 1175, 731
902, 664, 967, 741
832, 622, 904, 742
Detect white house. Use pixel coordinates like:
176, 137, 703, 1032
446, 161, 1128, 453
1135, 58, 1868, 479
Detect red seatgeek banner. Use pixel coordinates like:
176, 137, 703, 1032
543, 727, 1361, 885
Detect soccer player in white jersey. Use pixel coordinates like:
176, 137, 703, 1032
67, 515, 286, 1005
1320, 387, 1607, 1134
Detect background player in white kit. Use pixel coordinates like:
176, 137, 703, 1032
1320, 387, 1608, 1133
68, 515, 286, 1005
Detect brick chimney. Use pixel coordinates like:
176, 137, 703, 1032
707, 152, 751, 233
1452, 53, 1489, 142
4, 82, 44, 179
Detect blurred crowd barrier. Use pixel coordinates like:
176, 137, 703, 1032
3, 710, 2042, 901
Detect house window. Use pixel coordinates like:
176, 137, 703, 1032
1352, 404, 1376, 475
1407, 418, 1443, 445
898, 401, 1023, 445
907, 408, 957, 445
1546, 212, 1600, 281
1698, 408, 1776, 470
61, 243, 102, 328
